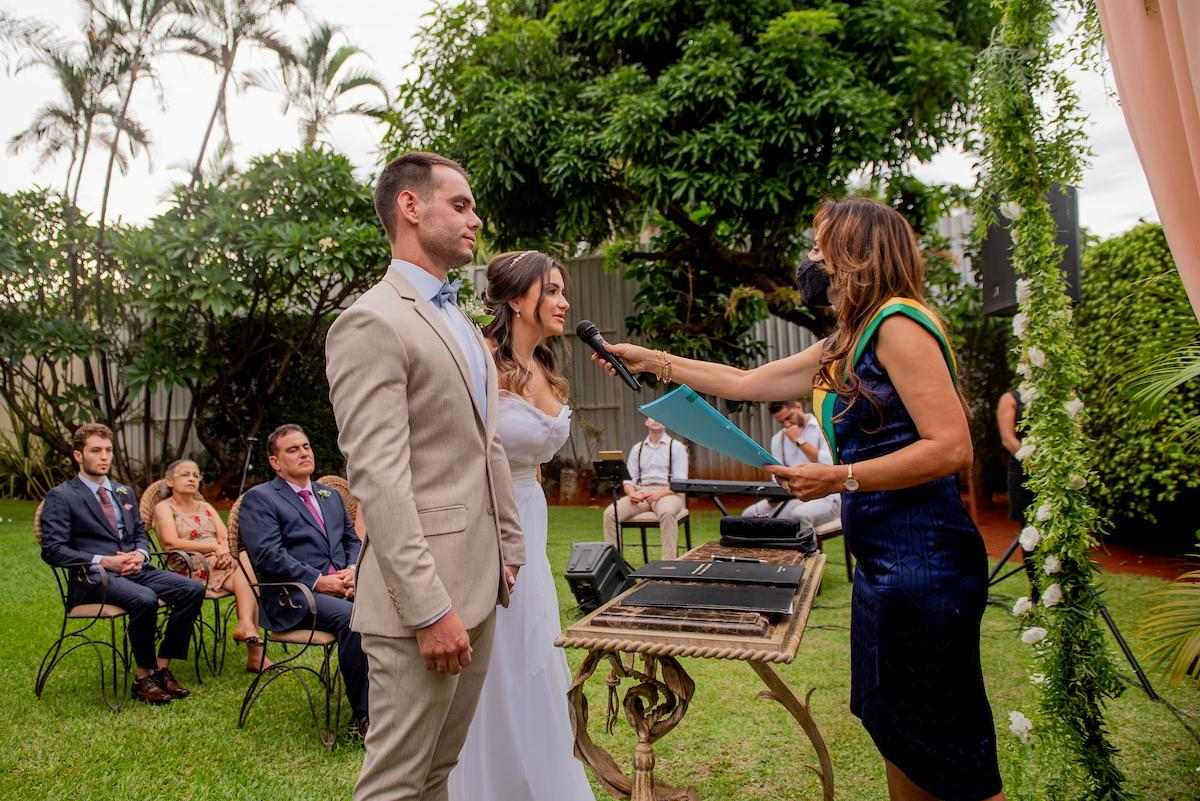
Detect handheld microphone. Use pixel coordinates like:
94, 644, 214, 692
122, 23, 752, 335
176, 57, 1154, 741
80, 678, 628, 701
575, 320, 642, 392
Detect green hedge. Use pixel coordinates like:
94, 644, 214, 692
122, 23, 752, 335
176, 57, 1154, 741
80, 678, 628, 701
1076, 223, 1200, 544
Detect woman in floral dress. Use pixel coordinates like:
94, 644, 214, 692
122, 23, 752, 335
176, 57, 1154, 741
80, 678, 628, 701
153, 460, 270, 672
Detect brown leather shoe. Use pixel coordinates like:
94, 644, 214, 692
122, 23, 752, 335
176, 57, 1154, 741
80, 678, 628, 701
131, 675, 172, 705
153, 667, 190, 699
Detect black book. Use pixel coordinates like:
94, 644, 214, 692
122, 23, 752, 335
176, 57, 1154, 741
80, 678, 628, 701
630, 559, 804, 589
621, 581, 796, 616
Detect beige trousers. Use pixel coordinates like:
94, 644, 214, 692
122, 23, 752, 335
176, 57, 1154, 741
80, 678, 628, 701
603, 489, 687, 559
353, 613, 496, 801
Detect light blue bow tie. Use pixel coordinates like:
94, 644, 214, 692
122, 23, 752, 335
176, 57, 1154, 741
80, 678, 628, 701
432, 280, 461, 309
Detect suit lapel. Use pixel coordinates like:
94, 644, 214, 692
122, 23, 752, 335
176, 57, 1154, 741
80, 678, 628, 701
313, 482, 335, 538
384, 271, 487, 434
272, 477, 325, 539
71, 477, 119, 539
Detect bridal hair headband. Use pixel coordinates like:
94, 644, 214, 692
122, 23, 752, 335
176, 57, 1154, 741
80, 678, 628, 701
510, 250, 536, 269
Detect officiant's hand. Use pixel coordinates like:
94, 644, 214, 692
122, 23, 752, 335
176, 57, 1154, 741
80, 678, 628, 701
416, 610, 472, 674
765, 463, 843, 500
503, 565, 518, 593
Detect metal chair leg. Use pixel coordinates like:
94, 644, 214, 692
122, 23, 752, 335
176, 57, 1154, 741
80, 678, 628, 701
683, 517, 692, 551
640, 527, 649, 563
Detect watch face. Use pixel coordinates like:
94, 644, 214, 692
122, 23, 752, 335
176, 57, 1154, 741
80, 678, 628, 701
844, 477, 860, 492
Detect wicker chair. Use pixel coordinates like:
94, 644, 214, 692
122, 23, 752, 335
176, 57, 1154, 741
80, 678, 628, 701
316, 475, 363, 539
33, 501, 131, 711
228, 495, 343, 749
139, 479, 236, 679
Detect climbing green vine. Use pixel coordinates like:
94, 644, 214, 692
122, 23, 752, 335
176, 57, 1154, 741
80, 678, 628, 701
973, 1, 1129, 799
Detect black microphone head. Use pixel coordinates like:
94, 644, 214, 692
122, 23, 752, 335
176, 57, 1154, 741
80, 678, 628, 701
575, 320, 601, 341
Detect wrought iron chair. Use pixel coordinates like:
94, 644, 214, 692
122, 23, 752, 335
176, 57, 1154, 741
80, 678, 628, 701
33, 501, 131, 711
814, 518, 854, 584
228, 495, 344, 749
139, 479, 236, 679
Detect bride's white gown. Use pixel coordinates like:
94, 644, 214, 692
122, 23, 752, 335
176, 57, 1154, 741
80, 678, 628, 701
448, 390, 595, 801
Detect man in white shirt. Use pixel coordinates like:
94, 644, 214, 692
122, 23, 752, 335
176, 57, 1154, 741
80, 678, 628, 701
603, 418, 689, 559
743, 400, 840, 527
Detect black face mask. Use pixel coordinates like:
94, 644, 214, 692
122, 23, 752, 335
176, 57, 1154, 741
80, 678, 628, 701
795, 258, 830, 308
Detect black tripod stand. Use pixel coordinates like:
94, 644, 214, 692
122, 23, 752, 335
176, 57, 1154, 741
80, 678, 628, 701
593, 457, 633, 558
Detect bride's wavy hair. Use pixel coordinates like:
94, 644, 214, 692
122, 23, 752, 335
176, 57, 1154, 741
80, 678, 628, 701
482, 250, 569, 402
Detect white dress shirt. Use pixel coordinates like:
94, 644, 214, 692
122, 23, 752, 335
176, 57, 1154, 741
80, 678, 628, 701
626, 435, 689, 487
771, 415, 832, 467
390, 258, 489, 421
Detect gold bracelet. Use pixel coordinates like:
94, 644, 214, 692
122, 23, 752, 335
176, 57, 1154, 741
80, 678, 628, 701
659, 351, 672, 385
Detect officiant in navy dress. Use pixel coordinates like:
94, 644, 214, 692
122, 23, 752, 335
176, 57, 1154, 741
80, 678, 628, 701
238, 423, 368, 731
591, 197, 1004, 801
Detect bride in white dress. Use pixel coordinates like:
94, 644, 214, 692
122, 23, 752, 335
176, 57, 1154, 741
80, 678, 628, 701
448, 250, 594, 801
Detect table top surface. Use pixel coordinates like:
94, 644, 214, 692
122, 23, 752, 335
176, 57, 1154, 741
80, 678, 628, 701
556, 542, 825, 664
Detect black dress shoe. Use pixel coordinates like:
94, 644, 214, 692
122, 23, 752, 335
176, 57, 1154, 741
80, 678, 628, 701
132, 675, 172, 705
350, 717, 369, 739
153, 667, 190, 699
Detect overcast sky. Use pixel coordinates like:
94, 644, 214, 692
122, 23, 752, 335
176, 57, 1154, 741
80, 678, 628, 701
1, 1, 1158, 237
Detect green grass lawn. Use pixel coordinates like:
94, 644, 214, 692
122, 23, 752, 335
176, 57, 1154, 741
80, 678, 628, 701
1, 499, 1196, 800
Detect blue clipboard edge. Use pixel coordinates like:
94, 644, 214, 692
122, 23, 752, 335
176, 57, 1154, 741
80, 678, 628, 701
637, 384, 781, 467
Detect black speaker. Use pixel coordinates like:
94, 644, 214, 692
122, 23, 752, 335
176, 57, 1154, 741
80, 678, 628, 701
564, 542, 632, 613
981, 185, 1082, 316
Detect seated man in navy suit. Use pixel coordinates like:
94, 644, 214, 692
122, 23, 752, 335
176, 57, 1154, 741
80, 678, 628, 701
238, 424, 368, 733
40, 423, 205, 705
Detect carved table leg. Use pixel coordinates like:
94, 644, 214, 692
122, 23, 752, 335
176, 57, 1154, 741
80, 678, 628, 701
567, 650, 698, 801
749, 661, 835, 801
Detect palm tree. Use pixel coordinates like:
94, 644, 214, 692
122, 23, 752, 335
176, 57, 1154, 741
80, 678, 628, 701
278, 22, 389, 148
0, 9, 56, 74
174, 0, 298, 187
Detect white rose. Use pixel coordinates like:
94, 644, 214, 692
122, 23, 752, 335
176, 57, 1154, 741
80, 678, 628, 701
1043, 583, 1063, 608
1068, 474, 1087, 490
1027, 347, 1045, 368
1016, 278, 1032, 305
1008, 710, 1034, 744
1035, 502, 1052, 522
1065, 398, 1084, 418
1012, 596, 1034, 616
1001, 202, 1023, 221
1018, 525, 1041, 551
1015, 443, 1036, 462
1022, 626, 1048, 645
1017, 362, 1033, 380
1013, 312, 1028, 339
1043, 554, 1061, 575
1030, 673, 1047, 686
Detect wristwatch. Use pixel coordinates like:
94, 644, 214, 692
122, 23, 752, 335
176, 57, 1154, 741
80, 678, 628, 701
843, 463, 860, 493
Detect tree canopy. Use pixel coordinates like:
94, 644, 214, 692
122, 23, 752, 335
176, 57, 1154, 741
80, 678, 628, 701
387, 0, 996, 363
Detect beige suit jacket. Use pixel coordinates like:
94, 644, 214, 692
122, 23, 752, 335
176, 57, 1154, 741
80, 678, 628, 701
325, 268, 524, 638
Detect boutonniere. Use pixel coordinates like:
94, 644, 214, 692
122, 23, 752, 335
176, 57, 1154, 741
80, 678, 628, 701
316, 489, 331, 499
459, 295, 495, 329
114, 486, 130, 497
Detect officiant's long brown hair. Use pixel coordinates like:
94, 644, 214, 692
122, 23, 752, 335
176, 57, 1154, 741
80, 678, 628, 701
814, 196, 952, 418
483, 250, 570, 402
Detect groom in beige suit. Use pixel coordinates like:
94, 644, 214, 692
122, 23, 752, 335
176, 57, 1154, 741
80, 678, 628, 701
325, 152, 524, 801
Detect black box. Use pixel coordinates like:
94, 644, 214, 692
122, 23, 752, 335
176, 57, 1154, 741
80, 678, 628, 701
564, 542, 632, 614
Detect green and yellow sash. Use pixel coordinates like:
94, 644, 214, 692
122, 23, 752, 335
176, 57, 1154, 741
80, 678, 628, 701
812, 297, 957, 464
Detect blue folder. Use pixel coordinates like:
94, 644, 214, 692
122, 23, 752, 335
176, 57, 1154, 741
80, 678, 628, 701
639, 385, 780, 468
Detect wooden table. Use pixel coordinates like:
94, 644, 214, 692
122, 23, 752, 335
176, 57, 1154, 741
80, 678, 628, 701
556, 542, 833, 801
